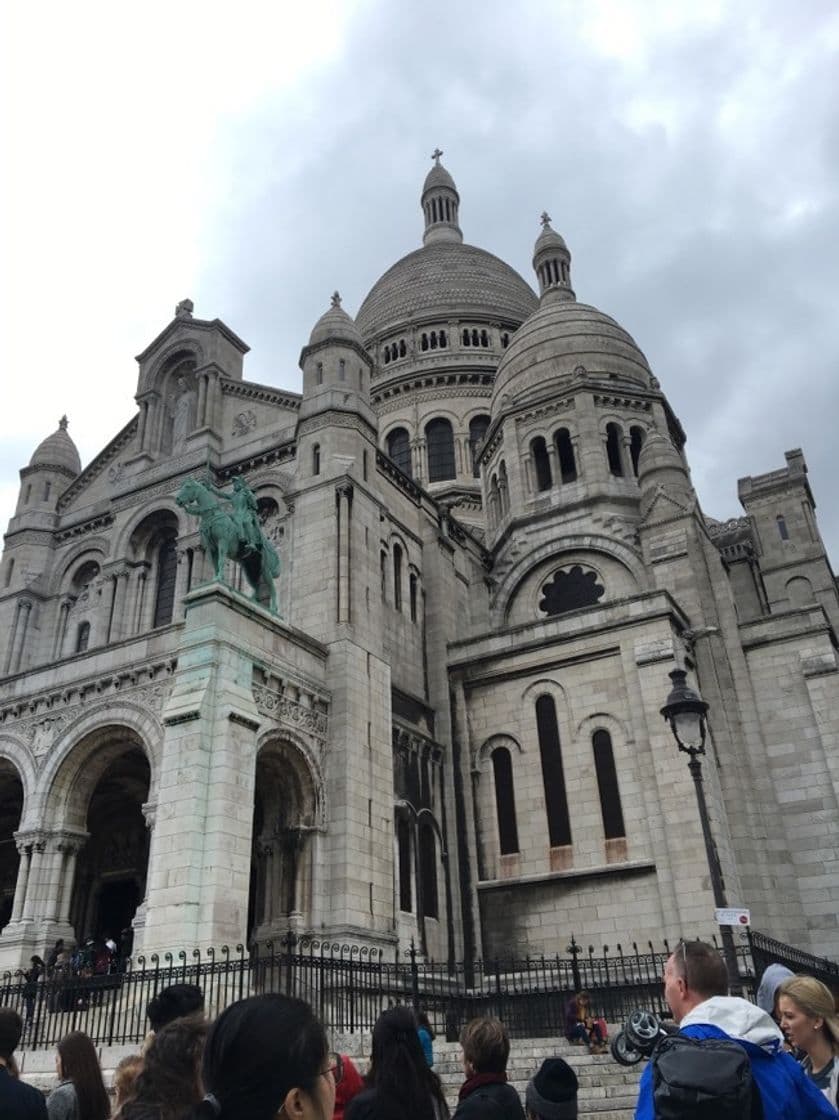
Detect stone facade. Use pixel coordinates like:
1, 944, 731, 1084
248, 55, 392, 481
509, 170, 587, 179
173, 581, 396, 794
1, 157, 838, 970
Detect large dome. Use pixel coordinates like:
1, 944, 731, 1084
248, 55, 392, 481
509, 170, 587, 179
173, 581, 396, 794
491, 297, 652, 413
356, 241, 537, 342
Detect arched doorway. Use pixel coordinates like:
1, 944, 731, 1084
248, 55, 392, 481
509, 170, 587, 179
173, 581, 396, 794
68, 744, 151, 945
248, 741, 318, 944
0, 759, 24, 931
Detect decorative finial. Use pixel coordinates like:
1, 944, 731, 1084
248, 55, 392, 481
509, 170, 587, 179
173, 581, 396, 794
59, 415, 68, 430
540, 211, 552, 229
331, 291, 341, 308
175, 298, 194, 319
431, 147, 443, 164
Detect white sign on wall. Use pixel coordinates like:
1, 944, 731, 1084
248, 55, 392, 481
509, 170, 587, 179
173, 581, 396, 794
715, 907, 751, 927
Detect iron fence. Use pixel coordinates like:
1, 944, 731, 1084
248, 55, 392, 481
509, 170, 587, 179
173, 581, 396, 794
750, 929, 839, 996
1, 929, 828, 1051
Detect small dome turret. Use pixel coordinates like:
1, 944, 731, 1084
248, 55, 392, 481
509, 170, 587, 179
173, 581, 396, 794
532, 212, 574, 302
421, 149, 462, 246
29, 415, 81, 476
308, 291, 364, 349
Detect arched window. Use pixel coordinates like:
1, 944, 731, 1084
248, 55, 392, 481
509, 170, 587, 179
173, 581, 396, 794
4, 558, 13, 588
462, 329, 470, 346
152, 535, 178, 627
469, 415, 490, 478
393, 544, 403, 611
338, 359, 346, 381
592, 730, 625, 839
471, 329, 479, 347
409, 572, 418, 623
429, 332, 437, 349
439, 330, 447, 348
555, 429, 577, 483
399, 339, 406, 357
489, 475, 500, 527
316, 361, 323, 384
491, 747, 519, 855
75, 621, 91, 653
501, 332, 510, 348
426, 418, 456, 482
397, 816, 412, 912
380, 551, 388, 601
419, 819, 438, 919
24, 484, 31, 504
312, 443, 321, 476
629, 426, 645, 476
43, 481, 51, 501
535, 695, 572, 847
606, 423, 624, 477
384, 346, 391, 365
480, 329, 489, 348
531, 437, 552, 491
386, 427, 412, 477
777, 515, 789, 541
421, 333, 429, 352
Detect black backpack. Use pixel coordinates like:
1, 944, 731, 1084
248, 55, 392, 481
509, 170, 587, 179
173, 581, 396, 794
651, 1034, 764, 1120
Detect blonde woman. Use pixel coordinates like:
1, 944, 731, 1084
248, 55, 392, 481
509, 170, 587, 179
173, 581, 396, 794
778, 975, 839, 1106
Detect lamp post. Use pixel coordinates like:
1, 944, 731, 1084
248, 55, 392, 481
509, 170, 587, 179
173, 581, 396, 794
660, 667, 741, 992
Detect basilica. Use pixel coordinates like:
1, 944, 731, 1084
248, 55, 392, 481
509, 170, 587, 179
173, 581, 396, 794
1, 156, 837, 971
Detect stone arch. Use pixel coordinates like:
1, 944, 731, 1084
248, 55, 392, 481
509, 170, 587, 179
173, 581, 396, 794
474, 732, 525, 770
248, 734, 324, 941
56, 544, 108, 592
0, 737, 38, 821
574, 711, 632, 746
38, 706, 162, 826
493, 535, 646, 627
0, 752, 25, 931
147, 342, 204, 396
41, 719, 154, 944
786, 575, 815, 607
115, 499, 186, 559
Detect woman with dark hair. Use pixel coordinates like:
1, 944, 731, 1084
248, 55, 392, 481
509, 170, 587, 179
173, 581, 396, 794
345, 1006, 449, 1120
118, 1015, 207, 1120
47, 1031, 109, 1120
193, 993, 337, 1120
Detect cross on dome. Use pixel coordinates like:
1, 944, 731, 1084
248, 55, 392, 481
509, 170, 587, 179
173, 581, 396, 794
540, 211, 552, 228
331, 291, 342, 308
59, 415, 68, 430
431, 147, 444, 164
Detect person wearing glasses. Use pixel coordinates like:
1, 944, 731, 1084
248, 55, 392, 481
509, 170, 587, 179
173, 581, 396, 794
195, 994, 338, 1120
345, 1006, 449, 1120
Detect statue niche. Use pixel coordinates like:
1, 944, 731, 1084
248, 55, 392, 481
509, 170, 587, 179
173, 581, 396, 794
165, 365, 197, 452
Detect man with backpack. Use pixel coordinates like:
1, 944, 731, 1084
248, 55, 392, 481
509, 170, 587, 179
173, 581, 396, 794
634, 939, 838, 1119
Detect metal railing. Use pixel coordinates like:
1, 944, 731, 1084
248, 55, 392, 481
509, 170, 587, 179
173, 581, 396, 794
2, 929, 831, 1051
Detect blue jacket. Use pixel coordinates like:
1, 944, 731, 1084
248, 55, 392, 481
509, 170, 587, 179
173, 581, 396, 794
634, 999, 838, 1120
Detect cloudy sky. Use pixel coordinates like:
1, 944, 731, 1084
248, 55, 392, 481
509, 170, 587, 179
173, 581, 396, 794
2, 0, 838, 552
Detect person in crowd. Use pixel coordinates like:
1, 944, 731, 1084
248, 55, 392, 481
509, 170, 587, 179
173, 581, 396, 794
564, 992, 605, 1054
778, 975, 839, 1106
112, 1053, 144, 1116
524, 1058, 578, 1120
345, 1005, 449, 1120
46, 940, 64, 978
119, 1014, 207, 1120
333, 1054, 364, 1120
452, 1016, 524, 1120
0, 1007, 48, 1120
47, 1030, 110, 1120
22, 956, 44, 1024
193, 993, 337, 1120
146, 984, 205, 1035
633, 939, 837, 1120
416, 1011, 435, 1067
756, 963, 795, 1025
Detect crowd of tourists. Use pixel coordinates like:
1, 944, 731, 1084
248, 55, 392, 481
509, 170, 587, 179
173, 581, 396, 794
1, 938, 838, 1120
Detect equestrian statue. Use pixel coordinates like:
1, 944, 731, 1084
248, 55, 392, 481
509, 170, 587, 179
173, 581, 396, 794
176, 475, 281, 613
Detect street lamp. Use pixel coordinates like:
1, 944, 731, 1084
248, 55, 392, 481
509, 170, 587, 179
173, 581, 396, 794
660, 667, 741, 992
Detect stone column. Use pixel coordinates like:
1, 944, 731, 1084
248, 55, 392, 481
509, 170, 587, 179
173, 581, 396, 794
21, 837, 46, 922
9, 839, 33, 924
196, 375, 208, 429
522, 454, 534, 495
174, 550, 191, 620
546, 442, 558, 489
53, 598, 72, 659
56, 835, 87, 924
42, 838, 67, 923
7, 600, 32, 674
130, 803, 156, 946
136, 399, 149, 449
108, 570, 130, 642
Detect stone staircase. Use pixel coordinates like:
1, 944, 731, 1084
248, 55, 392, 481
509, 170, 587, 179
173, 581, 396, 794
17, 1034, 643, 1120
430, 1038, 641, 1120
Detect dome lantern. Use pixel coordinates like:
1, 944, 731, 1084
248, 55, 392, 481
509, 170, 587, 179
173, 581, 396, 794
421, 149, 463, 246
532, 212, 574, 303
